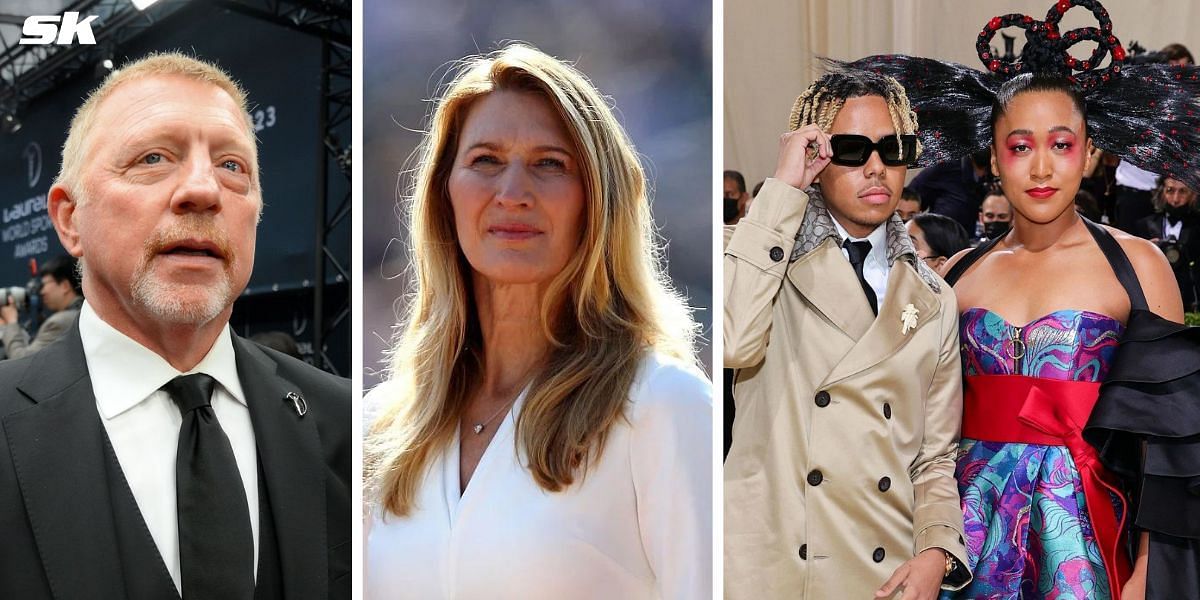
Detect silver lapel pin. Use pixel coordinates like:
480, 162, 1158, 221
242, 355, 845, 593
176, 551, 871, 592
900, 303, 920, 335
286, 391, 307, 417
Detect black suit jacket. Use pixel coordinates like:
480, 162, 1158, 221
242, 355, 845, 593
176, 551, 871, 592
1135, 212, 1200, 308
0, 321, 350, 600
1134, 211, 1199, 247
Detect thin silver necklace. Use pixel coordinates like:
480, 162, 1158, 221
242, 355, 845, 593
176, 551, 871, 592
470, 393, 519, 435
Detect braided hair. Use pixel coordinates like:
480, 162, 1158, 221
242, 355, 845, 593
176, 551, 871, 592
839, 0, 1200, 192
788, 69, 923, 162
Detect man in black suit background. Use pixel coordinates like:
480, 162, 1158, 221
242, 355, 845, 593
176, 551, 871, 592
0, 53, 350, 600
1135, 176, 1200, 312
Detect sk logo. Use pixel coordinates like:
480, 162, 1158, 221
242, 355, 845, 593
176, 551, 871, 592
19, 12, 99, 45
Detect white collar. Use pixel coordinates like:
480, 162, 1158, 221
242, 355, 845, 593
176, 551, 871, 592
79, 301, 246, 419
832, 218, 888, 267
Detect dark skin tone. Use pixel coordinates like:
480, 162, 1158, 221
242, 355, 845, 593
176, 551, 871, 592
944, 89, 1183, 600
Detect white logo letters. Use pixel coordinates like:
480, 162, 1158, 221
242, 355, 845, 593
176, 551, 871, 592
19, 12, 98, 45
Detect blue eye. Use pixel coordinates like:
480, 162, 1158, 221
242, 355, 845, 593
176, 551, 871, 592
221, 160, 242, 172
470, 155, 500, 166
536, 158, 566, 169
143, 153, 163, 164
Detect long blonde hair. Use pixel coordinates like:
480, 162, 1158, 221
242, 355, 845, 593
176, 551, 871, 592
366, 43, 698, 517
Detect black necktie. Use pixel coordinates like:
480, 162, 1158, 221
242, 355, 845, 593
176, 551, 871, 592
164, 373, 254, 600
843, 239, 879, 315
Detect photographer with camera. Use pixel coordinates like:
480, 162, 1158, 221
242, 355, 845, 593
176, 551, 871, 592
1135, 177, 1200, 312
0, 255, 83, 359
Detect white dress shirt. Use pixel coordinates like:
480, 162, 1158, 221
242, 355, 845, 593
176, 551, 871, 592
364, 353, 713, 599
80, 302, 258, 594
1164, 215, 1184, 241
1115, 160, 1158, 191
832, 218, 890, 306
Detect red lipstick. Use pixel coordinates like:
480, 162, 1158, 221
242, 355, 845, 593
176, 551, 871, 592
1025, 187, 1058, 199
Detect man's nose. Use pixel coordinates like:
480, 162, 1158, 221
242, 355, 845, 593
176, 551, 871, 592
862, 148, 886, 178
171, 157, 222, 213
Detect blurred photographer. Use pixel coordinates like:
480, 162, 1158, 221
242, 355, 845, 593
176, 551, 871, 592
0, 255, 83, 359
1135, 177, 1200, 311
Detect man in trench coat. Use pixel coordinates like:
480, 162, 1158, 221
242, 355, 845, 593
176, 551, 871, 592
723, 70, 971, 600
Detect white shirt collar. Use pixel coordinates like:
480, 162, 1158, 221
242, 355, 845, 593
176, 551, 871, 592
79, 301, 246, 419
831, 218, 888, 268
1164, 215, 1184, 240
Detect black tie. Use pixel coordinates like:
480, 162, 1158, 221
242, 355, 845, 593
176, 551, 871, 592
843, 239, 879, 315
164, 373, 254, 600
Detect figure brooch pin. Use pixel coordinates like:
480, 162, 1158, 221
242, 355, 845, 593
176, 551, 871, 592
900, 304, 919, 335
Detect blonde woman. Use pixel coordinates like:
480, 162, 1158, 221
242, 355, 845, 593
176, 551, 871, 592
364, 44, 712, 599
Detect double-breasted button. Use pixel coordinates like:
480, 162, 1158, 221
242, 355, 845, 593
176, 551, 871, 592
878, 476, 891, 492
807, 469, 823, 486
814, 391, 830, 407
883, 403, 892, 419
872, 547, 886, 563
798, 544, 807, 559
769, 246, 785, 262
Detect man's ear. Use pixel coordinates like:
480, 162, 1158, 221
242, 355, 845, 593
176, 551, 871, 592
48, 184, 83, 258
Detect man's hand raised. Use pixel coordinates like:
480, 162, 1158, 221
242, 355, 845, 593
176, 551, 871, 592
774, 124, 832, 190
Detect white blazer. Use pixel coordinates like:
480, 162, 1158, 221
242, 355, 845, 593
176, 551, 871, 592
365, 353, 712, 599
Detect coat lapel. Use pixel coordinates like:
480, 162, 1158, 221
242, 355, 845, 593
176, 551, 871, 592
786, 237, 875, 340
2, 324, 131, 598
233, 336, 327, 600
823, 260, 941, 386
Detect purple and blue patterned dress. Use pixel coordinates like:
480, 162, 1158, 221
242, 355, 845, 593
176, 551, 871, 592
941, 308, 1124, 600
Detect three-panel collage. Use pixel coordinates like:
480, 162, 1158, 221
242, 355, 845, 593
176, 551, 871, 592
1, 0, 1198, 598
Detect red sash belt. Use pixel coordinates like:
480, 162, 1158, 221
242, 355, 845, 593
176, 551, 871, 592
962, 374, 1131, 599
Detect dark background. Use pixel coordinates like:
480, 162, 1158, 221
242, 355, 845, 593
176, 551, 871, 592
0, 2, 350, 373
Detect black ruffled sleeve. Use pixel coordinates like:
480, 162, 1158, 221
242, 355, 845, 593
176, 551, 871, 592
1084, 309, 1200, 598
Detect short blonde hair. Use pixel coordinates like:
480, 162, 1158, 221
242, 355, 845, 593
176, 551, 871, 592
366, 43, 698, 516
56, 52, 258, 194
789, 70, 922, 160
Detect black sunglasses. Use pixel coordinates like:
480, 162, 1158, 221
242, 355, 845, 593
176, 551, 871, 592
828, 134, 918, 167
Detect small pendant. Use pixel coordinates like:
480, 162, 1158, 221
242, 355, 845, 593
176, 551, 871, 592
473, 424, 484, 434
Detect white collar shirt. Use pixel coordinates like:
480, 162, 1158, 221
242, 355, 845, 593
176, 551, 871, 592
1115, 160, 1159, 191
1164, 216, 1184, 241
80, 301, 258, 594
832, 218, 890, 306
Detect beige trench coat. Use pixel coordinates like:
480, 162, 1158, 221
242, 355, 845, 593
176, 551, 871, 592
723, 179, 970, 599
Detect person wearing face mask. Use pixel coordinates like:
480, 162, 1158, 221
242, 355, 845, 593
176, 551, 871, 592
725, 169, 750, 224
1135, 177, 1200, 311
976, 188, 1012, 243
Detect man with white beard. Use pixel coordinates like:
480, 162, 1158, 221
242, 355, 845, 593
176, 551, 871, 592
0, 53, 350, 600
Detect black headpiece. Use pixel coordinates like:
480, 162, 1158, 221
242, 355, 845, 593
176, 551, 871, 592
837, 0, 1200, 191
